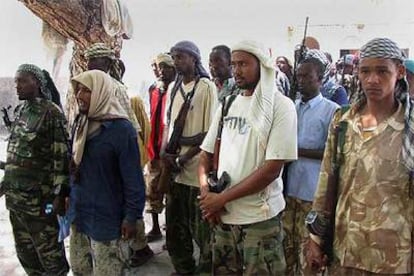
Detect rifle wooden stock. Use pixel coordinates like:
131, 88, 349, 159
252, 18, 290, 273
212, 138, 221, 173
180, 132, 206, 147
158, 160, 173, 193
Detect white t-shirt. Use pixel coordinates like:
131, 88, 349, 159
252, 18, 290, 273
201, 92, 297, 225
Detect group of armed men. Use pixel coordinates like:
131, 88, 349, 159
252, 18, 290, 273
1, 36, 414, 276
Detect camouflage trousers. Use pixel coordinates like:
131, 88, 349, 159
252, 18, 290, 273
282, 196, 313, 276
212, 214, 286, 275
328, 262, 412, 276
69, 225, 126, 276
9, 209, 69, 276
129, 219, 147, 251
145, 159, 165, 214
166, 182, 212, 275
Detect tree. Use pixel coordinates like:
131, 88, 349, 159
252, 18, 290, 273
18, 0, 123, 125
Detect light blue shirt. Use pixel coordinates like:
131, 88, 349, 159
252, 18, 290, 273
286, 93, 339, 201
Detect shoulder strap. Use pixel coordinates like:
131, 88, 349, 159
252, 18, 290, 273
217, 94, 237, 139
166, 76, 183, 126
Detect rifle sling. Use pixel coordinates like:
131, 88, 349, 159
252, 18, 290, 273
324, 105, 350, 215
166, 77, 201, 151
213, 94, 237, 167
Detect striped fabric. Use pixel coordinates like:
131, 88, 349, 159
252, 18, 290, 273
84, 43, 115, 60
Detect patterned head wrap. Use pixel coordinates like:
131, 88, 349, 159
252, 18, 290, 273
84, 43, 115, 60
360, 38, 414, 175
16, 64, 51, 100
155, 53, 174, 67
170, 40, 210, 79
301, 49, 331, 84
232, 40, 276, 150
360, 38, 405, 62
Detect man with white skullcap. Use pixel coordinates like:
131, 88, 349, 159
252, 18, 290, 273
306, 38, 414, 275
199, 40, 298, 274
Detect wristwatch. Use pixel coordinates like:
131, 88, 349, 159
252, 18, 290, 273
305, 210, 325, 236
175, 157, 181, 168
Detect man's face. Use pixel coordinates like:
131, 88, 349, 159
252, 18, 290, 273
87, 57, 112, 72
75, 83, 92, 114
297, 62, 321, 100
15, 72, 39, 101
276, 57, 290, 74
158, 62, 175, 84
171, 50, 195, 75
151, 62, 160, 79
231, 50, 260, 91
209, 49, 231, 81
358, 58, 404, 103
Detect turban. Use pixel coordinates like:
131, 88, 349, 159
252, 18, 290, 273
170, 40, 209, 79
360, 37, 405, 62
232, 40, 276, 150
17, 64, 51, 100
301, 49, 331, 84
155, 53, 174, 67
84, 43, 115, 60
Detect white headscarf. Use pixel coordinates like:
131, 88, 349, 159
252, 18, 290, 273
232, 40, 277, 150
71, 70, 128, 166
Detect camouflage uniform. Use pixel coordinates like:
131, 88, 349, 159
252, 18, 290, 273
212, 215, 285, 275
312, 102, 414, 274
282, 197, 312, 276
70, 225, 125, 276
145, 159, 164, 214
3, 98, 70, 275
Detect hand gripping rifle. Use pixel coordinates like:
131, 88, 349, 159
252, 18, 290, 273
289, 17, 309, 101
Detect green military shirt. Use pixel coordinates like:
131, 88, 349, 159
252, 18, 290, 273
3, 97, 69, 216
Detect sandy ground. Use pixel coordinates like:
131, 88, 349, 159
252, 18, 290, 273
0, 139, 176, 276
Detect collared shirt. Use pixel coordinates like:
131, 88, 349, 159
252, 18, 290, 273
70, 119, 145, 241
313, 102, 414, 274
287, 94, 339, 201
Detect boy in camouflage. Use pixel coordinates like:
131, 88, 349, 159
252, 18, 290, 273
1, 64, 70, 275
306, 38, 414, 275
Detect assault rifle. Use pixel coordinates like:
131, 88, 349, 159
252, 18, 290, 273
1, 105, 12, 130
289, 17, 309, 101
157, 78, 200, 193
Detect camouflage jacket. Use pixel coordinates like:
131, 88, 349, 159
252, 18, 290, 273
312, 102, 414, 274
3, 98, 69, 216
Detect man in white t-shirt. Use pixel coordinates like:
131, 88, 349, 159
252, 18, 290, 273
199, 40, 297, 275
